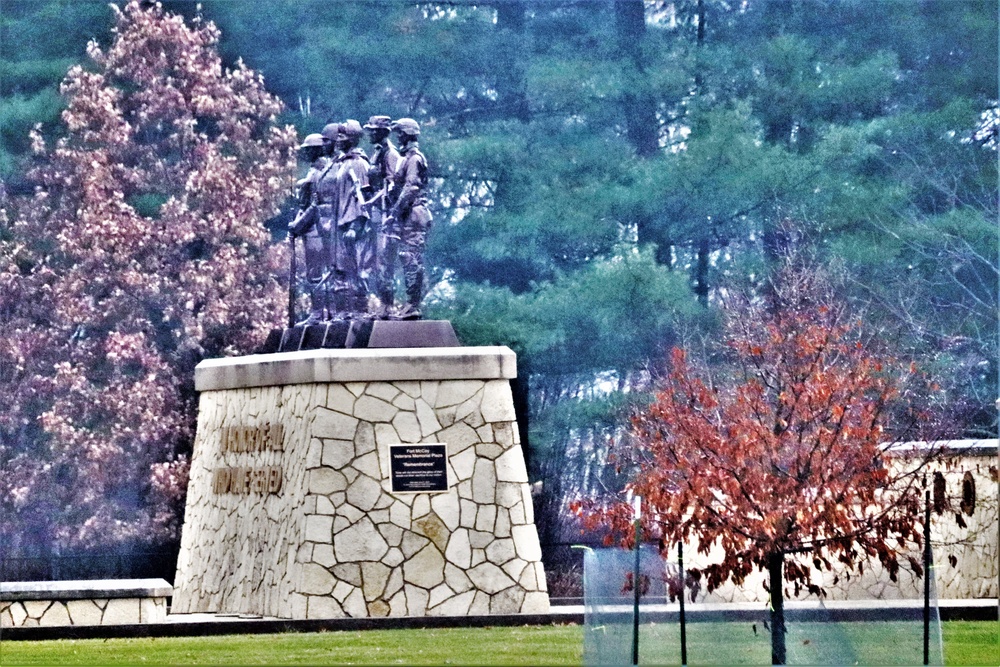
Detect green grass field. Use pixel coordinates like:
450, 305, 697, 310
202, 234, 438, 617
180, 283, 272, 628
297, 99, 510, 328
0, 621, 995, 665
586, 619, 998, 665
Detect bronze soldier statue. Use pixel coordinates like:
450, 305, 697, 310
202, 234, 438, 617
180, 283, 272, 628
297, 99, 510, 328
331, 119, 373, 318
386, 118, 432, 320
306, 121, 345, 321
364, 115, 401, 314
320, 121, 342, 162
287, 132, 330, 324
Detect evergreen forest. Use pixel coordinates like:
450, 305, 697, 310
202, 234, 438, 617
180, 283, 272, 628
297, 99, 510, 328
0, 0, 996, 586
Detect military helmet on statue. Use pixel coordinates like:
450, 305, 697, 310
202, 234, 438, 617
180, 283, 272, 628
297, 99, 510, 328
298, 133, 324, 149
338, 119, 364, 142
321, 123, 340, 142
391, 118, 420, 137
364, 115, 392, 130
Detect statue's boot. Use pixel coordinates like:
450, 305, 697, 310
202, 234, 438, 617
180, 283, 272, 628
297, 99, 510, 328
401, 278, 422, 320
350, 291, 368, 319
329, 289, 351, 321
297, 281, 328, 326
378, 286, 394, 311
394, 304, 420, 320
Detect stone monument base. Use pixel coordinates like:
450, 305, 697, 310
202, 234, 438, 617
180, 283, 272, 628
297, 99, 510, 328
172, 344, 549, 619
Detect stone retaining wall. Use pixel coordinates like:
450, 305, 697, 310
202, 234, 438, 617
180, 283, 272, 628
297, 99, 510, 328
0, 579, 170, 627
682, 441, 998, 603
172, 347, 549, 619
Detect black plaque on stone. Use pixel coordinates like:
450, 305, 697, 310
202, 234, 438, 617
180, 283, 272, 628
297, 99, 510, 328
388, 444, 449, 493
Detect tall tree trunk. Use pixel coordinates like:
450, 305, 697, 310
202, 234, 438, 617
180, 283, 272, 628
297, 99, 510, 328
614, 1, 672, 265
694, 0, 705, 91
691, 0, 713, 305
615, 1, 658, 158
694, 237, 710, 307
495, 1, 530, 123
768, 551, 787, 665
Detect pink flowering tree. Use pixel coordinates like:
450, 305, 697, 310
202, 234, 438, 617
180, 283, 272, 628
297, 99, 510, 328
0, 1, 296, 558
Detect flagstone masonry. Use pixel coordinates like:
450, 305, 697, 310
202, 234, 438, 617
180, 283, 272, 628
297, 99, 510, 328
172, 347, 549, 619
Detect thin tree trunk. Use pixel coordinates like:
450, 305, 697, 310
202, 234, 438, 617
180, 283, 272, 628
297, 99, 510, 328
691, 0, 711, 301
615, 1, 658, 158
694, 237, 710, 307
495, 1, 529, 123
768, 551, 787, 665
694, 0, 705, 91
614, 1, 673, 265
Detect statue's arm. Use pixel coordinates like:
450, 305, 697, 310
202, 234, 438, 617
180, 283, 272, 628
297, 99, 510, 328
389, 157, 420, 218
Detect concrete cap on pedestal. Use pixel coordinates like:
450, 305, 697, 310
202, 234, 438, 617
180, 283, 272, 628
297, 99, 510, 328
195, 346, 517, 392
0, 579, 173, 601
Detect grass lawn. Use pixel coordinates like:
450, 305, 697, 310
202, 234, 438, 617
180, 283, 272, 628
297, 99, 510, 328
6, 626, 576, 666
0, 621, 995, 665
942, 620, 1000, 667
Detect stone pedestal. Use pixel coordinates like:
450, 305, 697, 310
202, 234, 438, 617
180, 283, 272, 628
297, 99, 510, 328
172, 346, 549, 619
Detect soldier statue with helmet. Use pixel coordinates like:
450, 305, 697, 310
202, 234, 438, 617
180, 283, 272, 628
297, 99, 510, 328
287, 132, 331, 325
320, 121, 343, 162
295, 121, 347, 323
364, 115, 401, 314
385, 117, 432, 320
331, 119, 373, 318
285, 116, 432, 325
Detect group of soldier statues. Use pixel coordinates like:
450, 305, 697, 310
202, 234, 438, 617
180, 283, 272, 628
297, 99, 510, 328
288, 115, 431, 323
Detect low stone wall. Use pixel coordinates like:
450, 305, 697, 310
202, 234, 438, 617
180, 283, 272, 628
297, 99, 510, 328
172, 346, 549, 619
0, 579, 171, 627
682, 440, 999, 603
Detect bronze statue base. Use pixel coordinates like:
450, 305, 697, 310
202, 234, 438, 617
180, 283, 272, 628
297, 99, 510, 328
259, 320, 460, 353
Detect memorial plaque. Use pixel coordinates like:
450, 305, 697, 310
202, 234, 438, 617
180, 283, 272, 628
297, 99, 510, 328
389, 443, 449, 493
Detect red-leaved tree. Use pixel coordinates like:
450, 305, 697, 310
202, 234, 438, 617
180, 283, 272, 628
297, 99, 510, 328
574, 262, 939, 664
0, 1, 296, 561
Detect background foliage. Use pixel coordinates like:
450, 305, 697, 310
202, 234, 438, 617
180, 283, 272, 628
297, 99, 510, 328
0, 1, 295, 562
0, 0, 995, 581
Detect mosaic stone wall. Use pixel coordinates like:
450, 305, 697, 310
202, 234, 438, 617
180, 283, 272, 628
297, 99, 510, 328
1, 579, 172, 627
0, 597, 166, 627
682, 445, 998, 603
172, 348, 549, 619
